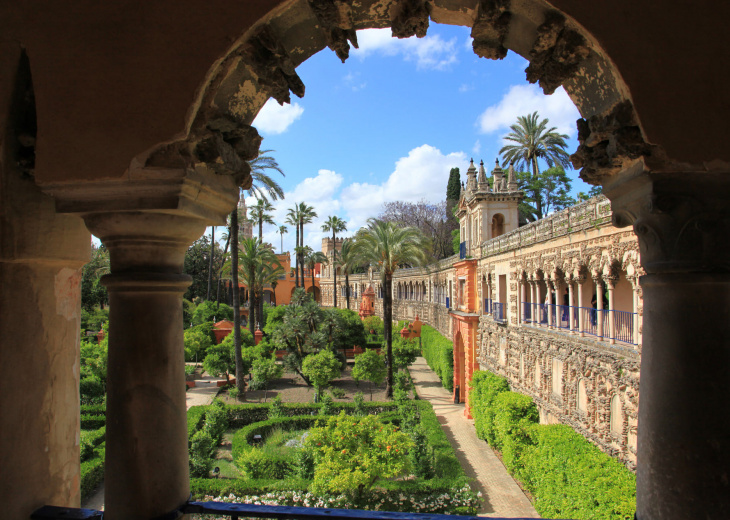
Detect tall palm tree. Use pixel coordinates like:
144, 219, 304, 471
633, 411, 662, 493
206, 227, 215, 301
351, 219, 430, 397
298, 203, 318, 287
321, 215, 347, 308
249, 199, 275, 241
335, 238, 357, 310
499, 111, 571, 219
229, 150, 284, 392
304, 247, 328, 303
285, 207, 300, 287
278, 225, 288, 254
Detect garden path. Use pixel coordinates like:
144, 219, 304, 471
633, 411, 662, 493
81, 379, 220, 510
409, 357, 539, 518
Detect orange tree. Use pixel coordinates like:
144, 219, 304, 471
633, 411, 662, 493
305, 412, 413, 497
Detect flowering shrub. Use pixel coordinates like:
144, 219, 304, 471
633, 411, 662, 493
190, 485, 481, 518
305, 413, 414, 496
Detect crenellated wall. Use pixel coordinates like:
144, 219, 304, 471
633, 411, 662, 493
320, 197, 641, 468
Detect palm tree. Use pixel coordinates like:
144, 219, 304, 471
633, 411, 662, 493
249, 199, 275, 241
229, 150, 284, 392
285, 207, 300, 287
298, 203, 318, 287
336, 238, 357, 310
304, 247, 328, 303
278, 225, 288, 254
321, 215, 347, 308
351, 219, 430, 397
499, 111, 571, 219
206, 227, 215, 301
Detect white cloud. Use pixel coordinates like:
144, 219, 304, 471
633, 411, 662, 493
459, 83, 474, 93
253, 98, 304, 135
244, 147, 468, 252
352, 28, 458, 70
472, 139, 481, 155
340, 144, 468, 232
476, 84, 580, 137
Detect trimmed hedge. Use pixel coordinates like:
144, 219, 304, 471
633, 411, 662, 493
231, 416, 320, 463
226, 402, 398, 428
519, 425, 636, 519
469, 369, 636, 519
420, 324, 453, 391
188, 405, 207, 439
81, 414, 106, 430
80, 426, 106, 462
469, 370, 510, 445
80, 403, 106, 416
80, 446, 105, 500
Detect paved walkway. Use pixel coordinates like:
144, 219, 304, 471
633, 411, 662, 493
81, 378, 220, 510
409, 357, 539, 518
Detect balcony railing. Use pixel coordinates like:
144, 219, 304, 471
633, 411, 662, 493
521, 302, 638, 345
483, 298, 492, 314
492, 301, 505, 323
33, 503, 488, 520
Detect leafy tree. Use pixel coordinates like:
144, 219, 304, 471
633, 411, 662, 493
302, 349, 342, 398
81, 244, 110, 311
203, 329, 254, 384
184, 235, 225, 302
285, 206, 301, 287
446, 166, 461, 203
378, 200, 454, 260
250, 357, 283, 401
451, 228, 460, 255
271, 289, 340, 383
322, 215, 347, 307
352, 349, 386, 400
391, 336, 420, 370
576, 185, 604, 201
332, 308, 367, 351
191, 300, 233, 326
351, 219, 430, 397
263, 304, 288, 336
515, 167, 576, 220
362, 315, 384, 336
184, 328, 212, 363
499, 111, 571, 219
305, 413, 414, 496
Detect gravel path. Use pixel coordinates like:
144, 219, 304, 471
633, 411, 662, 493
409, 357, 539, 518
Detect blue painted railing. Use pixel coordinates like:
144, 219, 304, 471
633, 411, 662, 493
459, 241, 466, 260
522, 303, 637, 345
445, 297, 450, 309
492, 301, 505, 323
484, 298, 492, 314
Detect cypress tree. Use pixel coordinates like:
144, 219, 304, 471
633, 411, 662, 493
446, 167, 461, 202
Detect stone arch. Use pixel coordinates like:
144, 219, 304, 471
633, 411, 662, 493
577, 378, 588, 413
151, 0, 659, 200
491, 213, 505, 238
453, 330, 466, 403
306, 285, 320, 302
610, 393, 623, 435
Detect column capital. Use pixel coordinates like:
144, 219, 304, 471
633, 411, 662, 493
605, 162, 730, 274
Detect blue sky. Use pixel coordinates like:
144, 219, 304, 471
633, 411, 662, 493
241, 24, 590, 253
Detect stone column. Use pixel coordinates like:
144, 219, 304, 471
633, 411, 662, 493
577, 275, 586, 337
607, 167, 730, 520
595, 278, 604, 339
519, 280, 526, 324
546, 280, 553, 328
631, 277, 641, 346
536, 280, 542, 327
568, 278, 575, 333
607, 278, 616, 344
0, 139, 90, 518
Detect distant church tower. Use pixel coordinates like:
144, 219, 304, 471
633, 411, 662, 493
238, 198, 253, 239
455, 159, 522, 256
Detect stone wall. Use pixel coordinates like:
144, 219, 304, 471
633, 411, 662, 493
320, 197, 640, 468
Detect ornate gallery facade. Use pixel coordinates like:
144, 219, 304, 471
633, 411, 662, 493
320, 161, 642, 469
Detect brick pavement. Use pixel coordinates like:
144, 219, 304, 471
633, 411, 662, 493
409, 357, 539, 518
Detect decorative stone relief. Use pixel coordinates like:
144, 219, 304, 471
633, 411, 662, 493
471, 0, 511, 60
308, 0, 359, 62
391, 0, 431, 39
525, 11, 590, 96
241, 26, 305, 106
571, 101, 655, 184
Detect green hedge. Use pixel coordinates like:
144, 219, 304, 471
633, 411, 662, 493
80, 403, 106, 416
519, 425, 636, 519
413, 400, 462, 479
225, 402, 398, 428
469, 370, 636, 519
469, 370, 510, 445
81, 414, 106, 430
80, 446, 105, 500
420, 324, 453, 391
231, 416, 321, 463
80, 426, 106, 462
187, 405, 207, 439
